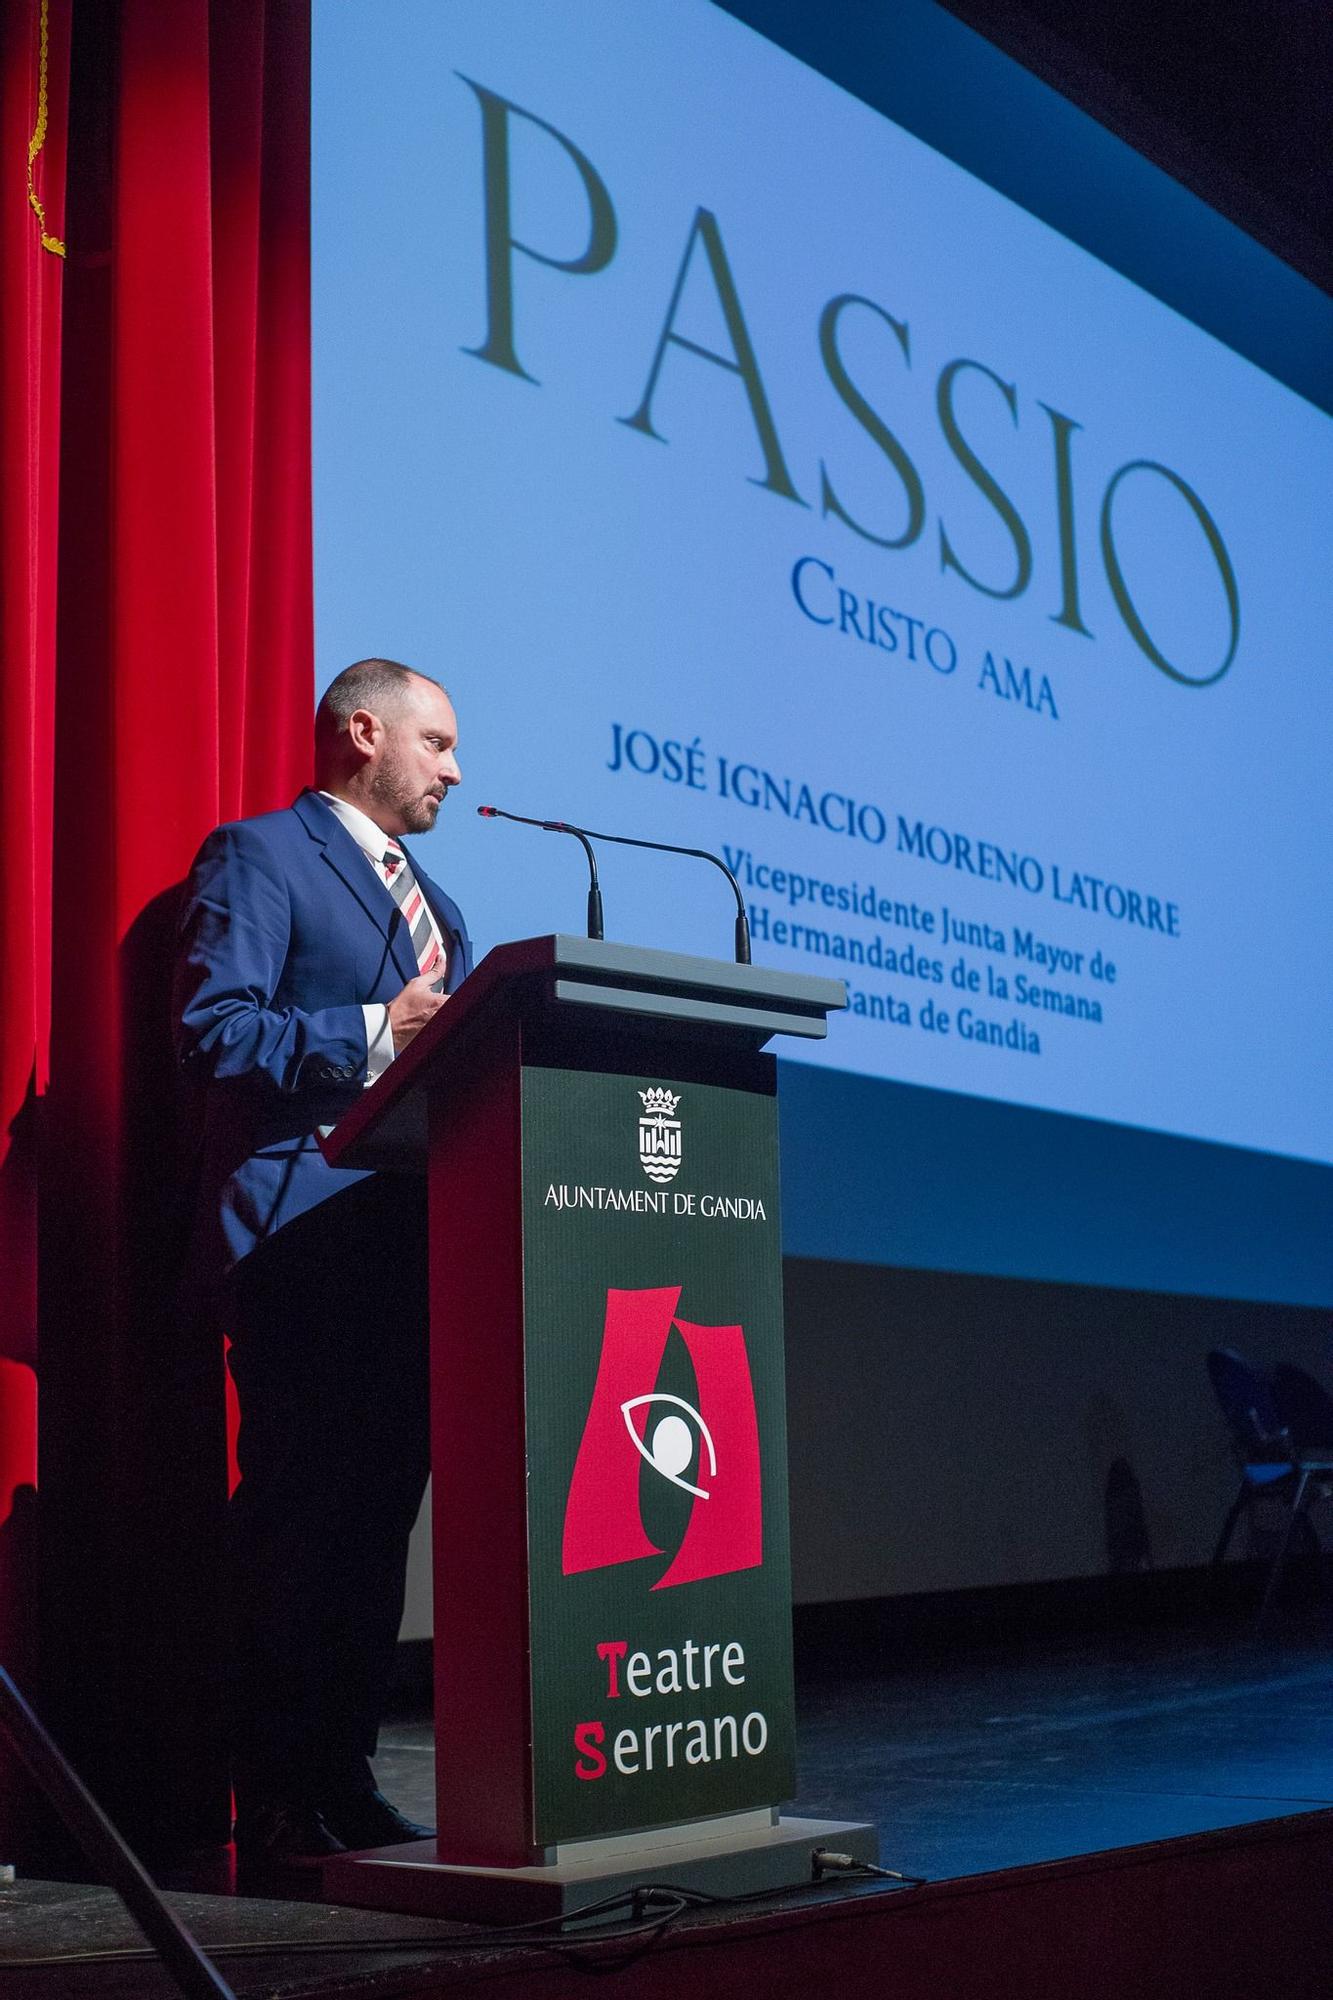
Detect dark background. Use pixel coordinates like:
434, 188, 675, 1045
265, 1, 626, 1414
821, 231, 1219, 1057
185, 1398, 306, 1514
939, 0, 1332, 297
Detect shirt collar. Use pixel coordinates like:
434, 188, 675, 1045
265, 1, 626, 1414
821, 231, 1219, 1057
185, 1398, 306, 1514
316, 790, 400, 865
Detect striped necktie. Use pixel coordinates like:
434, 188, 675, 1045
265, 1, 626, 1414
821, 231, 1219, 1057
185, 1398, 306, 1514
382, 841, 446, 985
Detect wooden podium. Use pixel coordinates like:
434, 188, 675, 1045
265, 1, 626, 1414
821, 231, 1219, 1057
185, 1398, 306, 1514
320, 936, 876, 1920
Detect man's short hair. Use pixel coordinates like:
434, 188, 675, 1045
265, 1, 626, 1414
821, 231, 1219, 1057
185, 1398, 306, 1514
315, 658, 442, 741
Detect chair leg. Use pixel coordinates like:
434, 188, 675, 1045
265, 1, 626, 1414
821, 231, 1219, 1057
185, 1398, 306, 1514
1212, 1484, 1247, 1567
1257, 1471, 1310, 1630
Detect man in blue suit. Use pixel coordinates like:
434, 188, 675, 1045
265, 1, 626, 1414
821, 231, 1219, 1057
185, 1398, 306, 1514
175, 658, 472, 1879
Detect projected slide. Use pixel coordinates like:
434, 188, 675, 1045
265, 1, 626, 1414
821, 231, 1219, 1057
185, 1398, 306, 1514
313, 0, 1333, 1165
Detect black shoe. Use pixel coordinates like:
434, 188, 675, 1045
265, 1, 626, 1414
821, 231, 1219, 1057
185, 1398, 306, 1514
318, 1787, 435, 1850
233, 1800, 346, 1884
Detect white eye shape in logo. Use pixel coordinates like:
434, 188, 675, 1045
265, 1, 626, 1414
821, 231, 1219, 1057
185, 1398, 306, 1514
621, 1394, 717, 1501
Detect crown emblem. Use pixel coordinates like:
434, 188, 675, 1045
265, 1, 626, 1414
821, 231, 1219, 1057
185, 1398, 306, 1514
637, 1086, 683, 1183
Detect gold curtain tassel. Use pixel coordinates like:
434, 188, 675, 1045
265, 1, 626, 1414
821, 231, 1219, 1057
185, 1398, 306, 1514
27, 0, 66, 259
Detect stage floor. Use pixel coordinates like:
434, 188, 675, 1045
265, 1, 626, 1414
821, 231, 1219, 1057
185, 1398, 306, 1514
796, 1608, 1333, 1877
376, 1606, 1333, 1880
8, 1607, 1333, 1996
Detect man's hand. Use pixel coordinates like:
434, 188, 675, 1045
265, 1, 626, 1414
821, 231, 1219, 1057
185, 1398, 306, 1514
388, 973, 447, 1051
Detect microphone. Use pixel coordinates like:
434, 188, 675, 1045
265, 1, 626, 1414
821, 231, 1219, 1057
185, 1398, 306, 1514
478, 807, 751, 964
477, 805, 603, 941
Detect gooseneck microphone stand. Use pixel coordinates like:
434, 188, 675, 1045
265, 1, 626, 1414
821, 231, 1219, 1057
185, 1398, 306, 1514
478, 807, 751, 964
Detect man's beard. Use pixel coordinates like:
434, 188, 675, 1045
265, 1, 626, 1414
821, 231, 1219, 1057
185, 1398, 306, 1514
370, 747, 443, 834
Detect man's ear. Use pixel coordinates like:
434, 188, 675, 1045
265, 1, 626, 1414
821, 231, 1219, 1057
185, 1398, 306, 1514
346, 707, 382, 762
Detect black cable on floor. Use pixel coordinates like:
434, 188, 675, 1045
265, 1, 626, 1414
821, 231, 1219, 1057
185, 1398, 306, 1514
0, 1864, 926, 1973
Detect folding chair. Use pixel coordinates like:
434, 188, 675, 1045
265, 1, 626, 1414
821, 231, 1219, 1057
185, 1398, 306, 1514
1206, 1347, 1333, 1626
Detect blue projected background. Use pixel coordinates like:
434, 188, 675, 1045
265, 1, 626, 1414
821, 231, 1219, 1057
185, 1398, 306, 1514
312, 0, 1333, 1305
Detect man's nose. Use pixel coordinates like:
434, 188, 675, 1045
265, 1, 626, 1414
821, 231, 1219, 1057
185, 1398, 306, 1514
441, 752, 461, 786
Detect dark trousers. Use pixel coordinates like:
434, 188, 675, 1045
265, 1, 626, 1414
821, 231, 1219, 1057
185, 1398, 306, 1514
223, 1174, 431, 1803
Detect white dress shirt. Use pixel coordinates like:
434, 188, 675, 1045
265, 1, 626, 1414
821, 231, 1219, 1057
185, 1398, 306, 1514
317, 790, 446, 1088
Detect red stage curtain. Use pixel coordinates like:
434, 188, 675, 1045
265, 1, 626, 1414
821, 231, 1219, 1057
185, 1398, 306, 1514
8, 0, 314, 1855
0, 0, 70, 1843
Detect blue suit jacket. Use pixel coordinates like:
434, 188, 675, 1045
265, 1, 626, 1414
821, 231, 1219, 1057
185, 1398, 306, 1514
174, 789, 472, 1278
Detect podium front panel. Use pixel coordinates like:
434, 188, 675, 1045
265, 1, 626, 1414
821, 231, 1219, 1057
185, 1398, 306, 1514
521, 1064, 796, 1846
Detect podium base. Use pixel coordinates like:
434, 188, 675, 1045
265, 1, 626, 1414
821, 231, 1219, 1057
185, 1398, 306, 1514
320, 1813, 879, 1925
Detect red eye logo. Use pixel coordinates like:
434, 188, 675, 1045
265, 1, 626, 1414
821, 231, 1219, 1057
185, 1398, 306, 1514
561, 1286, 763, 1591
